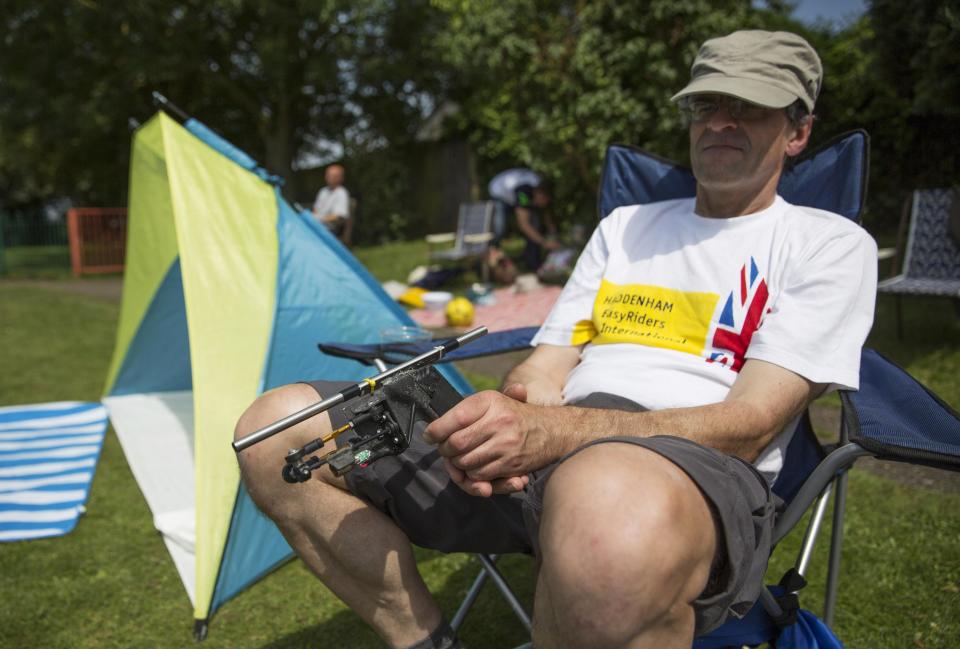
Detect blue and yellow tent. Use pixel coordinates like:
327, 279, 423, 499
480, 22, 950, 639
102, 111, 468, 637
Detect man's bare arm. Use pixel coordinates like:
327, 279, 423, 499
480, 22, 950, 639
425, 358, 824, 495
502, 343, 581, 406
622, 358, 824, 461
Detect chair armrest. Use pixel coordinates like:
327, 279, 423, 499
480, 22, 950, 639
463, 232, 494, 244
426, 232, 456, 245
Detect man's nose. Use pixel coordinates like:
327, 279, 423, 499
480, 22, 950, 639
704, 103, 738, 131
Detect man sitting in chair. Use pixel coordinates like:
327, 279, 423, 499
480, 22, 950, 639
312, 163, 351, 237
236, 30, 877, 649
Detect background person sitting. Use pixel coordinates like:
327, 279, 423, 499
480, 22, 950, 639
312, 163, 351, 237
513, 182, 561, 272
487, 167, 541, 245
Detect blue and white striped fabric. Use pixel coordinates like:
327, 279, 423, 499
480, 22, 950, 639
0, 401, 108, 542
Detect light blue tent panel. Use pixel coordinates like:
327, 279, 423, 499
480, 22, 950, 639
110, 260, 192, 396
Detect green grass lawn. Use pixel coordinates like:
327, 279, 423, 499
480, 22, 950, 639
1, 259, 959, 647
1, 245, 74, 279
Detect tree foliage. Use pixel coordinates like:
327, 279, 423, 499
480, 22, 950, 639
809, 0, 960, 229
432, 0, 784, 222
0, 0, 443, 211
0, 0, 954, 239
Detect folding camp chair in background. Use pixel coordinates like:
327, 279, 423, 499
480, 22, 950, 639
316, 130, 960, 647
878, 188, 960, 338
426, 201, 497, 281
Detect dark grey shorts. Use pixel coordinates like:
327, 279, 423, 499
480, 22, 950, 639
306, 381, 778, 636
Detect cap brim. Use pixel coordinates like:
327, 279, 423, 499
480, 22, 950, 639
671, 74, 798, 109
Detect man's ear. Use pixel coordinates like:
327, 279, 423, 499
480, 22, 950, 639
785, 118, 814, 158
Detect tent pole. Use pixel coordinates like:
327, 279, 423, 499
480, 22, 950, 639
152, 91, 190, 122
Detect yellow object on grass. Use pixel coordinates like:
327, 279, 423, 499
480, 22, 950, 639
398, 286, 428, 308
445, 297, 475, 326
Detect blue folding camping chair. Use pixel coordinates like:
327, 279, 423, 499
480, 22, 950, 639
318, 130, 960, 647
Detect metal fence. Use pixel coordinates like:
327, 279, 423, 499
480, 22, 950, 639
0, 210, 69, 246
0, 208, 126, 276
0, 210, 71, 275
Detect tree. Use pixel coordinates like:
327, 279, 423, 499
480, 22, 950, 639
0, 0, 445, 212
809, 1, 960, 231
431, 0, 786, 225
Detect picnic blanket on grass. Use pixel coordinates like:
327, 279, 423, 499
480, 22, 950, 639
409, 284, 563, 332
0, 401, 108, 542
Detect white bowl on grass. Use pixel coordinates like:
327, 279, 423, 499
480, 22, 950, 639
422, 291, 453, 311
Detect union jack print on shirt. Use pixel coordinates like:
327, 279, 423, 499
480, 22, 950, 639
706, 257, 770, 371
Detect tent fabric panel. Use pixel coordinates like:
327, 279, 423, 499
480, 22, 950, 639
290, 205, 417, 324
108, 260, 192, 396
104, 114, 183, 395
263, 203, 473, 395
102, 392, 196, 600
160, 115, 280, 621
212, 195, 408, 610
211, 196, 475, 612
210, 484, 291, 613
184, 118, 283, 186
264, 201, 416, 387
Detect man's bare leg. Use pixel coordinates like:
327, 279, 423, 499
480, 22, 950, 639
532, 443, 718, 649
235, 383, 443, 649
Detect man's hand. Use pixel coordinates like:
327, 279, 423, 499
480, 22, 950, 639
424, 386, 554, 497
427, 343, 578, 497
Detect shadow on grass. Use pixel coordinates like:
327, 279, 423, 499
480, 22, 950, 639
869, 294, 960, 373
255, 553, 535, 649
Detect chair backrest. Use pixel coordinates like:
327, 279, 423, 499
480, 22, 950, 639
455, 202, 494, 254
593, 132, 871, 503
597, 130, 870, 224
900, 188, 960, 280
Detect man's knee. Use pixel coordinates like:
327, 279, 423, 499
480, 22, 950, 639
537, 443, 716, 623
234, 383, 339, 508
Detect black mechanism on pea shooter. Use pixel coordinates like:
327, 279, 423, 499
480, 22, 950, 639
232, 327, 487, 483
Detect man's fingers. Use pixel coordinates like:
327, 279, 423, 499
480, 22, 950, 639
491, 475, 530, 494
423, 392, 492, 444
443, 457, 493, 497
442, 456, 466, 484
502, 382, 528, 402
435, 424, 493, 459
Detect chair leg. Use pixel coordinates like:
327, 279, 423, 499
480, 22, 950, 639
451, 556, 491, 632
476, 553, 533, 632
451, 554, 533, 634
824, 470, 851, 626
796, 482, 834, 577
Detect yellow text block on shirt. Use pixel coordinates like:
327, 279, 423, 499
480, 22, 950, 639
591, 279, 719, 356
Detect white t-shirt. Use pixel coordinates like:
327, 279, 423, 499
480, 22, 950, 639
532, 196, 878, 482
313, 186, 350, 221
488, 168, 541, 206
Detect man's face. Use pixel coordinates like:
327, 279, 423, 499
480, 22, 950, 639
325, 165, 344, 187
532, 187, 551, 208
687, 94, 806, 195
